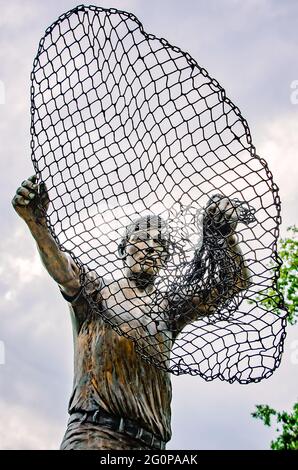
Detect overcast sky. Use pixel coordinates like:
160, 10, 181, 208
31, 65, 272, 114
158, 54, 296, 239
0, 0, 297, 450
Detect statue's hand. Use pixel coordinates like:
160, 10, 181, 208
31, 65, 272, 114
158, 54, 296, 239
204, 194, 238, 238
12, 175, 49, 225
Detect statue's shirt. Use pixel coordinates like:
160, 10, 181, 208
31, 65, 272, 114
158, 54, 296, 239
61, 272, 172, 442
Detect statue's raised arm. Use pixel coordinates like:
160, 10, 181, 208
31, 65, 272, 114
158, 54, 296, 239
169, 195, 251, 338
12, 175, 81, 297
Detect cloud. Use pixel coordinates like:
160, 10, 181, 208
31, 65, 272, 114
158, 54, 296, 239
0, 0, 41, 29
170, 325, 298, 449
255, 112, 298, 231
0, 400, 62, 450
1, 0, 297, 451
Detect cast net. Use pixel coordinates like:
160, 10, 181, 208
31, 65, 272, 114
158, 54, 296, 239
30, 5, 286, 382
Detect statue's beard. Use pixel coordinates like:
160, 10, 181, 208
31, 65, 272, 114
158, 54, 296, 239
128, 269, 156, 289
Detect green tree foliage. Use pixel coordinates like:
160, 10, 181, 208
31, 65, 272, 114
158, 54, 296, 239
252, 226, 298, 449
252, 403, 298, 450
277, 226, 298, 324
259, 225, 298, 325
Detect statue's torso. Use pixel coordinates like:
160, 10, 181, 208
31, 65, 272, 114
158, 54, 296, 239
65, 275, 172, 442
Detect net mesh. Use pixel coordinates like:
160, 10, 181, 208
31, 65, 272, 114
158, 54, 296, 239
30, 5, 287, 382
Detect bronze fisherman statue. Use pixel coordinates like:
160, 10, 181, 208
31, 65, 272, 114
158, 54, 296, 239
12, 175, 249, 450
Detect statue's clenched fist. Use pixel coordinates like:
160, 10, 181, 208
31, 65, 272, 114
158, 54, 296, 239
204, 194, 238, 238
12, 175, 49, 224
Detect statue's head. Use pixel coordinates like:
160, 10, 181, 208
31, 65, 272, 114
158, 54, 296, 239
118, 215, 170, 279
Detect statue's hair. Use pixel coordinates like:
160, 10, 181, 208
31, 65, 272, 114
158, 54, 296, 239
126, 215, 168, 239
118, 215, 169, 259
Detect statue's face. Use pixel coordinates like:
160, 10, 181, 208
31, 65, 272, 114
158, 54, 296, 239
125, 227, 169, 276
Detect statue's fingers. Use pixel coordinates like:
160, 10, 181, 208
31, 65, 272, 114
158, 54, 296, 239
213, 205, 226, 223
226, 200, 239, 218
40, 182, 49, 195
40, 182, 50, 206
28, 175, 37, 183
22, 178, 38, 192
13, 194, 30, 206
214, 214, 225, 224
214, 199, 235, 222
206, 202, 217, 215
208, 193, 222, 205
218, 198, 230, 211
16, 186, 35, 200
